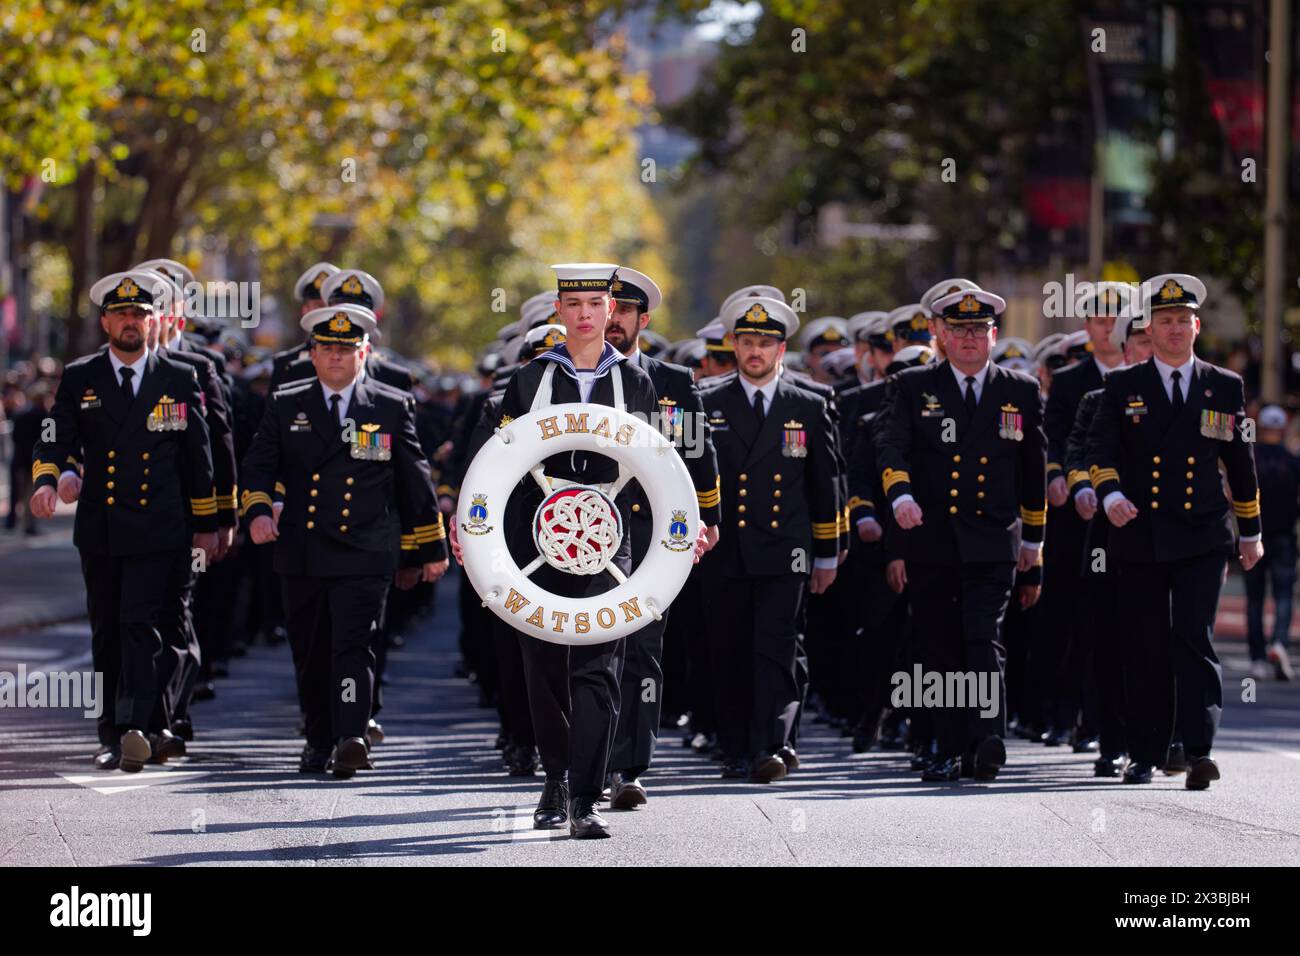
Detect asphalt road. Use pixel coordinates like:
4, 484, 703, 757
2, 554, 1299, 867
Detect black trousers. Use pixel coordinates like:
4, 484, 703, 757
492, 614, 534, 748
610, 612, 667, 780
1084, 563, 1127, 757
1117, 552, 1226, 766
705, 573, 806, 762
518, 634, 624, 800
906, 560, 1014, 760
671, 573, 715, 735
281, 573, 389, 751
855, 561, 908, 738
156, 562, 200, 729
80, 549, 189, 745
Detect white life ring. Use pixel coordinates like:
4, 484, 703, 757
458, 402, 699, 645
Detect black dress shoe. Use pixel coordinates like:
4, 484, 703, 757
749, 753, 788, 783
960, 752, 976, 778
506, 745, 538, 777
1072, 735, 1100, 753
92, 746, 121, 771
609, 772, 648, 809
171, 717, 194, 742
1184, 756, 1220, 791
910, 749, 930, 771
720, 759, 750, 779
1122, 762, 1154, 784
366, 718, 385, 748
119, 730, 151, 773
267, 626, 287, 646
1163, 742, 1188, 775
1043, 727, 1070, 747
879, 715, 910, 750
776, 745, 799, 772
299, 744, 330, 773
533, 778, 569, 829
493, 732, 508, 750
973, 735, 1006, 781
921, 756, 961, 782
1093, 753, 1127, 778
147, 729, 186, 764
325, 736, 372, 779
688, 732, 713, 753
569, 798, 611, 839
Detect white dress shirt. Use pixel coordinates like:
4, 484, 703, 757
109, 349, 148, 397
321, 379, 357, 423
949, 360, 990, 404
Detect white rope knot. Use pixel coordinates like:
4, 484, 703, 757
533, 485, 622, 575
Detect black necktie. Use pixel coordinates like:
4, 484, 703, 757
753, 389, 766, 425
1170, 370, 1184, 414
330, 393, 343, 428
119, 367, 135, 402
964, 375, 977, 417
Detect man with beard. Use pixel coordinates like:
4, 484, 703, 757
30, 270, 218, 772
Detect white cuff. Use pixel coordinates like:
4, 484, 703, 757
856, 516, 880, 528
1074, 486, 1096, 501
1102, 492, 1127, 513
1021, 541, 1042, 552
891, 494, 915, 513
1240, 534, 1262, 543
813, 557, 838, 570
59, 470, 78, 482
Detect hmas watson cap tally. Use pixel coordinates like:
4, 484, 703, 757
301, 304, 381, 345
722, 295, 799, 340
611, 266, 663, 312
321, 269, 384, 312
552, 262, 618, 294
293, 262, 340, 302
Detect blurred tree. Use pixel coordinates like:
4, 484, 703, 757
662, 0, 1093, 307
2, 0, 666, 361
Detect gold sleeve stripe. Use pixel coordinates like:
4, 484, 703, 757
811, 521, 840, 531
216, 493, 238, 508
1089, 466, 1120, 485
191, 503, 218, 515
812, 529, 840, 540
274, 481, 287, 496
414, 529, 447, 542
1233, 496, 1261, 518
400, 541, 419, 551
1066, 470, 1090, 489
697, 489, 721, 506
881, 468, 910, 493
846, 496, 873, 511
1019, 507, 1047, 526
1047, 461, 1062, 471
32, 462, 60, 481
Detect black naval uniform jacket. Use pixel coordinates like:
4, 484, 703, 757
1084, 357, 1260, 564
699, 373, 841, 577
702, 367, 849, 551
492, 348, 658, 592
624, 353, 722, 560
239, 378, 446, 577
156, 343, 238, 527
32, 349, 218, 555
1044, 357, 1106, 489
875, 360, 1047, 566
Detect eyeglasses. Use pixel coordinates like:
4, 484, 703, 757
946, 324, 993, 339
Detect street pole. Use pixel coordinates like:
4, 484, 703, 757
1262, 0, 1292, 403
